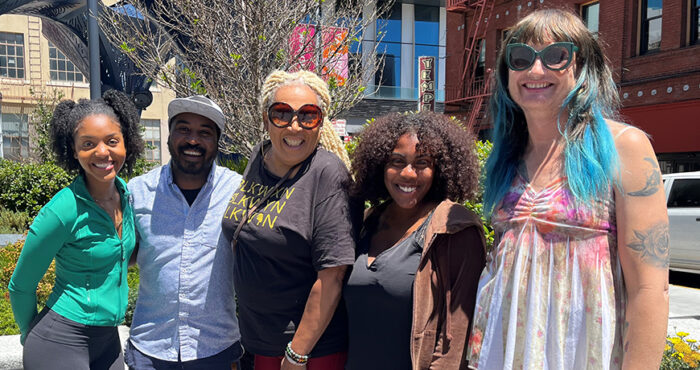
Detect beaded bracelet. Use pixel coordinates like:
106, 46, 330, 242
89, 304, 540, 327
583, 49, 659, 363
285, 341, 309, 366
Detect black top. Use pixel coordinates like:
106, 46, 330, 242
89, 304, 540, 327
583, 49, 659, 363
221, 141, 356, 357
179, 187, 201, 206
343, 212, 431, 370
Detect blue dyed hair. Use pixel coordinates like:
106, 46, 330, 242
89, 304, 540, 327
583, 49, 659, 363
483, 8, 622, 215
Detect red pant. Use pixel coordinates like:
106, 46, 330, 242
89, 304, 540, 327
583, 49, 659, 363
254, 351, 347, 370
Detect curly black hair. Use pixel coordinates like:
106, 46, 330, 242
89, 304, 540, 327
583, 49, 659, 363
350, 111, 480, 205
51, 89, 145, 175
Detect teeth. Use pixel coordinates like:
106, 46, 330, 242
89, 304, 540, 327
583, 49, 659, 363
398, 185, 416, 193
525, 82, 550, 89
94, 162, 112, 169
183, 150, 202, 156
284, 137, 303, 146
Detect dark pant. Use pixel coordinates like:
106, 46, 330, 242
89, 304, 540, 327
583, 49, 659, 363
23, 308, 124, 370
253, 351, 347, 370
124, 339, 243, 370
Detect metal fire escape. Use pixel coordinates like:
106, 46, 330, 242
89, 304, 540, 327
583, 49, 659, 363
445, 0, 494, 131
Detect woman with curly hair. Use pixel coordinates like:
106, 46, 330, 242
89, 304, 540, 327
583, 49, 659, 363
344, 111, 486, 370
8, 90, 144, 369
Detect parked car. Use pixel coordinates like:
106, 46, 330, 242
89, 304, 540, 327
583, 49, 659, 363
663, 171, 700, 274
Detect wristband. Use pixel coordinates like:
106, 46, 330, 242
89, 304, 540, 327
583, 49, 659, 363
285, 341, 309, 365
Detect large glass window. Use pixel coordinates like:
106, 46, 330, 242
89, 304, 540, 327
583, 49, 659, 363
141, 119, 161, 162
49, 42, 85, 82
414, 5, 440, 88
1, 113, 29, 160
581, 2, 600, 38
0, 32, 25, 79
641, 0, 662, 54
692, 0, 700, 44
375, 1, 401, 87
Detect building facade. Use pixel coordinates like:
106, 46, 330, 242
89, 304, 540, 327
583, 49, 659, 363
445, 0, 700, 173
341, 0, 448, 134
0, 13, 173, 164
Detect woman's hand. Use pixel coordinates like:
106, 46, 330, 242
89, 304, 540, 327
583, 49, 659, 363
613, 124, 669, 370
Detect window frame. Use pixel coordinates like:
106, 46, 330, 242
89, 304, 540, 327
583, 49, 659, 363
581, 1, 600, 38
48, 41, 85, 83
640, 0, 663, 54
0, 32, 26, 80
691, 0, 700, 45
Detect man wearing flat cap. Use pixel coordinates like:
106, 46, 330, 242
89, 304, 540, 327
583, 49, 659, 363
125, 96, 243, 369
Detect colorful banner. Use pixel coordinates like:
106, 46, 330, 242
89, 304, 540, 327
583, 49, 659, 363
418, 56, 436, 112
289, 24, 349, 86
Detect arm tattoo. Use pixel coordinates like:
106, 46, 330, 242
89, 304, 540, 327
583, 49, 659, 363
626, 222, 670, 269
627, 157, 661, 197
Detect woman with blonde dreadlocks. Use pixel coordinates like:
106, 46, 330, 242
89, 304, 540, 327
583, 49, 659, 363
222, 70, 357, 370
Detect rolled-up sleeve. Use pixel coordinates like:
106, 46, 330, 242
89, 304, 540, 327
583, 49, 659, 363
8, 207, 69, 341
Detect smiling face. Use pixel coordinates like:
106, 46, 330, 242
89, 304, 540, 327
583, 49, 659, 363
507, 40, 578, 117
73, 114, 126, 187
167, 112, 218, 181
263, 84, 322, 176
384, 133, 435, 210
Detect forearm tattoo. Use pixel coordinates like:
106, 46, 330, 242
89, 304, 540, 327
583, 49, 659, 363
627, 157, 661, 197
627, 222, 670, 268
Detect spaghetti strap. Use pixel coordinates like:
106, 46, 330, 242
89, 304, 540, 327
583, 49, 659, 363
614, 125, 635, 140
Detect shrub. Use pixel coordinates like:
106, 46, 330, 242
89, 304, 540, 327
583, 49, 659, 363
0, 160, 72, 218
123, 265, 140, 327
0, 207, 31, 233
0, 239, 56, 336
661, 332, 700, 369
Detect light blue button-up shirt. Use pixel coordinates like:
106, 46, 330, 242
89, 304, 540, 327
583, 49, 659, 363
127, 162, 242, 361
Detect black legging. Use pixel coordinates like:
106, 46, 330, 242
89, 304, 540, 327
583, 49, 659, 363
23, 308, 123, 370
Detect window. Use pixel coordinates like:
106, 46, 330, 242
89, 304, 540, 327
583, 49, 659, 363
641, 0, 663, 54
49, 42, 85, 82
414, 5, 440, 88
0, 32, 25, 79
1, 113, 29, 160
375, 1, 401, 86
667, 179, 700, 207
692, 0, 700, 44
581, 2, 600, 38
141, 119, 161, 162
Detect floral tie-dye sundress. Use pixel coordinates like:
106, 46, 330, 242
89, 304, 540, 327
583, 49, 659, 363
467, 173, 626, 370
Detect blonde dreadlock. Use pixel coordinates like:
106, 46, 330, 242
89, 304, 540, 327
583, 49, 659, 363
260, 70, 351, 169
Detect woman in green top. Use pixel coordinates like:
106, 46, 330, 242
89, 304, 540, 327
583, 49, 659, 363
8, 90, 144, 370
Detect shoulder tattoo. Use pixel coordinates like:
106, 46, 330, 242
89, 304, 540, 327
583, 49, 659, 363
627, 157, 661, 197
626, 221, 670, 269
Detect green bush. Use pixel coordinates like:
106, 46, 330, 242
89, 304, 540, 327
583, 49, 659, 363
0, 160, 72, 218
124, 265, 140, 327
0, 207, 31, 233
0, 239, 56, 335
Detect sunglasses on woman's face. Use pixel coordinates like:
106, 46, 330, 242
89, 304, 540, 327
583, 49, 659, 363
267, 102, 323, 130
505, 42, 578, 71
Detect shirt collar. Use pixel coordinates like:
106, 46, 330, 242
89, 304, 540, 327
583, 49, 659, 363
72, 174, 130, 201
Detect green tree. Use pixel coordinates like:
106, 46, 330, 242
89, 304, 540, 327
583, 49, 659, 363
28, 88, 64, 164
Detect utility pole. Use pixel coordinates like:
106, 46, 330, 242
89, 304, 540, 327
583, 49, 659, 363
87, 0, 101, 99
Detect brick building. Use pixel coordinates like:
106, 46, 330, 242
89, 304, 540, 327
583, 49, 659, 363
445, 0, 700, 173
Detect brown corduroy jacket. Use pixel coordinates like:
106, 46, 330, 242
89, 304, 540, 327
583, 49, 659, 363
409, 200, 486, 370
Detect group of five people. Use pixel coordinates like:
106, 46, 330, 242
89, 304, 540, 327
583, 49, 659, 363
8, 8, 669, 370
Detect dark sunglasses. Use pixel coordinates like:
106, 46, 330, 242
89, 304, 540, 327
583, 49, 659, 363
267, 102, 323, 130
505, 42, 578, 71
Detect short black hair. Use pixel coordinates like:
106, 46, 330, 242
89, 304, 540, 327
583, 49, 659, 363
350, 111, 480, 205
51, 89, 145, 175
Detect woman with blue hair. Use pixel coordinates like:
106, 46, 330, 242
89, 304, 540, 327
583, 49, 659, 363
466, 8, 668, 370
